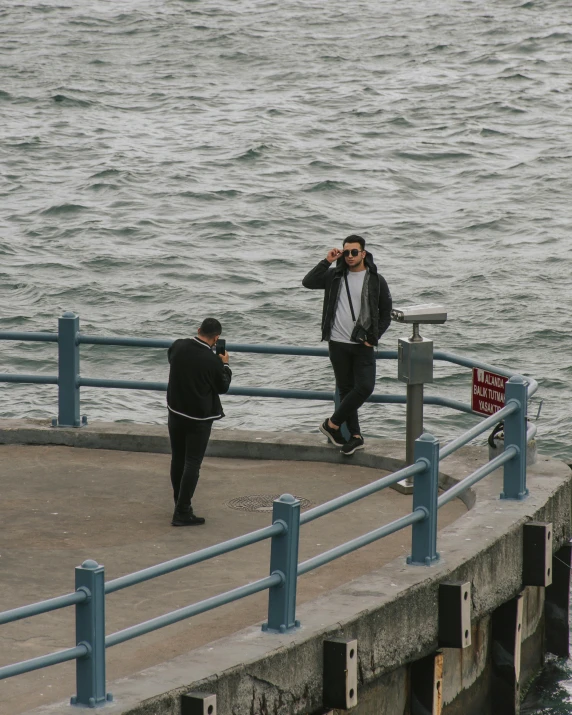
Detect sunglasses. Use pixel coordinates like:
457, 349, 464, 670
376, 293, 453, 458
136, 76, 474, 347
343, 248, 362, 257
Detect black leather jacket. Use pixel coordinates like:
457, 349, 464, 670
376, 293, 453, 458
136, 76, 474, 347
167, 337, 232, 421
302, 251, 392, 346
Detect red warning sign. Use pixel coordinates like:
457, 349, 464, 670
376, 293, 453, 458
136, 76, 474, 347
472, 368, 508, 416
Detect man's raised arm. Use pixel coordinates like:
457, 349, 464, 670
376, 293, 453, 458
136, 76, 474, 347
302, 248, 341, 289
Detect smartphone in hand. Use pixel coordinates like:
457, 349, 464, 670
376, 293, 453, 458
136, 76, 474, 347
215, 338, 226, 356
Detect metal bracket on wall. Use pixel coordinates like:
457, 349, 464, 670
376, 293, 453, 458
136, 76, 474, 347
438, 581, 472, 649
410, 650, 443, 715
181, 692, 217, 715
523, 521, 553, 587
545, 542, 572, 658
491, 593, 524, 715
323, 638, 358, 710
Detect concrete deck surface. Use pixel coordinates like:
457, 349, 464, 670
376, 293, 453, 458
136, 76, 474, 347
0, 443, 465, 714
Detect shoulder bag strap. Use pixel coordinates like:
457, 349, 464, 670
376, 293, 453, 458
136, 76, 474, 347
343, 273, 357, 323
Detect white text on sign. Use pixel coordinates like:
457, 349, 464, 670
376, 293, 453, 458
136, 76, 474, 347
471, 368, 508, 416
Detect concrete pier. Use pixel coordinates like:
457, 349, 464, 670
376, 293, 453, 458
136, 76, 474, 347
0, 419, 569, 715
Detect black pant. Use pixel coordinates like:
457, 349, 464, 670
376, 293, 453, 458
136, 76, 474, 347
329, 341, 376, 437
168, 412, 213, 513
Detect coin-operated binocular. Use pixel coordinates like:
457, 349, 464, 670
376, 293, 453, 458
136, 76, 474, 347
391, 304, 447, 325
392, 304, 447, 472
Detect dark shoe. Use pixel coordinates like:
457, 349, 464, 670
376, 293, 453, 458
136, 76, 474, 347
319, 419, 346, 446
341, 436, 365, 456
171, 509, 206, 526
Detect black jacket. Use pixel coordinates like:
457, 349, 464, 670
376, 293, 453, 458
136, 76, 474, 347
167, 337, 232, 421
302, 251, 392, 346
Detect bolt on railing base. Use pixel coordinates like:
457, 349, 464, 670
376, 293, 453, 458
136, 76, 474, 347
500, 489, 529, 501
70, 692, 113, 707
51, 415, 88, 428
406, 553, 441, 567
261, 620, 301, 634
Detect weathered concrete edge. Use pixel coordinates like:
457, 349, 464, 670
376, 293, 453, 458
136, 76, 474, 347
0, 419, 474, 509
11, 420, 570, 715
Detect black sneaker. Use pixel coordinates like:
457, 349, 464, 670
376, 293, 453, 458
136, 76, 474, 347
341, 436, 365, 456
319, 419, 346, 446
171, 509, 206, 527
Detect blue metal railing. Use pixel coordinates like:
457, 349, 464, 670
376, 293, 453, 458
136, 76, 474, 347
0, 313, 534, 707
0, 312, 536, 426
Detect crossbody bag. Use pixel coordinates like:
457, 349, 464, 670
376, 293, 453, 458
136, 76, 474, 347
343, 273, 368, 344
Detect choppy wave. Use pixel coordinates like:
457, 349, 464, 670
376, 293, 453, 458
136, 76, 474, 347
40, 203, 89, 216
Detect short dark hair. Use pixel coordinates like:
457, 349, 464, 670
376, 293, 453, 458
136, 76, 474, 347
199, 317, 222, 339
343, 234, 365, 251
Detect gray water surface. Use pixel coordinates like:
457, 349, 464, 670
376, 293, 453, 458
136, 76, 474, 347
1, 2, 572, 709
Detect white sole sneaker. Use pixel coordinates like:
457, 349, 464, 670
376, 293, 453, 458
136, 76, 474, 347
319, 421, 344, 447
341, 442, 365, 456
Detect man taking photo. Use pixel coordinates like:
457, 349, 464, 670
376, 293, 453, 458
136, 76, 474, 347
302, 235, 392, 455
166, 317, 231, 526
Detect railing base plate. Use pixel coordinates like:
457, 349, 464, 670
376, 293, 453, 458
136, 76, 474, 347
261, 620, 300, 634
391, 478, 414, 495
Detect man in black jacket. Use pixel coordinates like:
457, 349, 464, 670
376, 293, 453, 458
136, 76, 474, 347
167, 317, 231, 526
302, 235, 392, 456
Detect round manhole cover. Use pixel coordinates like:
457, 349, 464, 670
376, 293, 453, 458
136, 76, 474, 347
227, 495, 312, 513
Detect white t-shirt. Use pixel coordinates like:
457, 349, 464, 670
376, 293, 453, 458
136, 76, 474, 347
330, 270, 366, 344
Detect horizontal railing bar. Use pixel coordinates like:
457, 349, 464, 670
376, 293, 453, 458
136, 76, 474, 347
79, 334, 173, 348
438, 447, 517, 507
79, 377, 167, 391
0, 644, 88, 681
0, 331, 58, 343
73, 378, 475, 414
525, 378, 540, 398
0, 333, 536, 400
423, 395, 474, 413
300, 461, 426, 525
106, 573, 282, 647
0, 590, 88, 625
231, 387, 333, 400
298, 509, 426, 576
434, 350, 515, 376
105, 522, 285, 594
0, 374, 58, 386
434, 350, 538, 397
0, 333, 532, 389
230, 390, 474, 412
439, 402, 517, 460
78, 335, 398, 359
226, 344, 397, 359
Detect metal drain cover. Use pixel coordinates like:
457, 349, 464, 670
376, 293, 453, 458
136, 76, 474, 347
227, 494, 312, 513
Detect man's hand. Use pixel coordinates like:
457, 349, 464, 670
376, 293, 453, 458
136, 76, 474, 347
326, 248, 343, 263
218, 351, 229, 365
364, 342, 373, 347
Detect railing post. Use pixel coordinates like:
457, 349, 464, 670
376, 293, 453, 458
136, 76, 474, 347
58, 312, 80, 427
262, 494, 301, 633
71, 560, 111, 708
501, 375, 529, 500
407, 433, 440, 566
